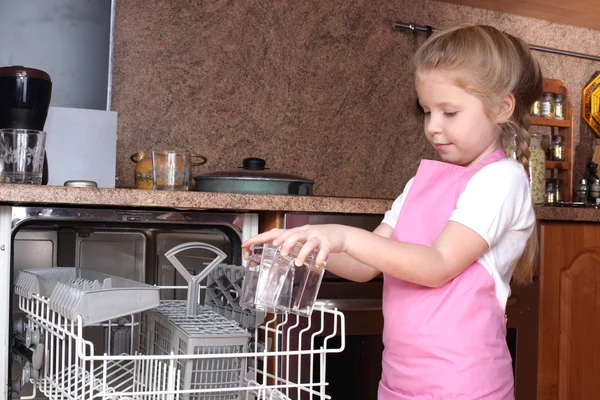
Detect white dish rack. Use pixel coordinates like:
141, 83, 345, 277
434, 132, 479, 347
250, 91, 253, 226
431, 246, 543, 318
14, 242, 346, 400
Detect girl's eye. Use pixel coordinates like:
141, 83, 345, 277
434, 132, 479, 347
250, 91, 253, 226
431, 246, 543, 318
423, 111, 431, 118
444, 111, 458, 117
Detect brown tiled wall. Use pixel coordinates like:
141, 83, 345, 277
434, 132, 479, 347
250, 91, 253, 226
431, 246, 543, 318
112, 0, 600, 198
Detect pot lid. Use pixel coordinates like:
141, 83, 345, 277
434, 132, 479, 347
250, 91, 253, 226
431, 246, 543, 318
0, 65, 51, 81
194, 158, 314, 183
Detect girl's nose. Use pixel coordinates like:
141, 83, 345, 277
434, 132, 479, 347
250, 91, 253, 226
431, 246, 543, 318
426, 115, 442, 135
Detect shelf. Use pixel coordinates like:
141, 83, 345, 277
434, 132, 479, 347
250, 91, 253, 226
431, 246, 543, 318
530, 117, 571, 128
546, 161, 569, 170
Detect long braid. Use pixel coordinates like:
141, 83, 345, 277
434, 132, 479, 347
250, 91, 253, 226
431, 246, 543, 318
513, 123, 538, 285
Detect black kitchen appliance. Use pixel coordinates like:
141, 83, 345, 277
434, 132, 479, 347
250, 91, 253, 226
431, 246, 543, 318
0, 65, 52, 184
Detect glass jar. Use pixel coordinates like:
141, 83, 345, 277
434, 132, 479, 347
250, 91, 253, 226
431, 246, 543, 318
553, 94, 566, 120
575, 178, 588, 203
591, 179, 600, 203
530, 99, 542, 117
529, 132, 546, 204
541, 92, 554, 119
545, 181, 555, 203
550, 135, 565, 161
553, 178, 563, 203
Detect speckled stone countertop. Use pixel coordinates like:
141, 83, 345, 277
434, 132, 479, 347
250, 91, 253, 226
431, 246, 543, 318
1, 185, 599, 221
534, 205, 600, 222
0, 184, 391, 214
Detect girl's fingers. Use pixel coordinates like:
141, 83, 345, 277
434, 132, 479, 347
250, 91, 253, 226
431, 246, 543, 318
278, 229, 312, 256
316, 246, 330, 267
294, 238, 320, 266
242, 228, 285, 248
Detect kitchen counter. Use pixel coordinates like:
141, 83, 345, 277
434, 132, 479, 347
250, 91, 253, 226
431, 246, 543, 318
2, 184, 600, 220
533, 205, 600, 222
0, 184, 392, 214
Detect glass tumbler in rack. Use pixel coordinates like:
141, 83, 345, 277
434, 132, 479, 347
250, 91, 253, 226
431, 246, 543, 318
240, 242, 327, 316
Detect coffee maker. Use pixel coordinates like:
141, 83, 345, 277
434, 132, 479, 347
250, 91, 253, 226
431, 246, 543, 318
0, 66, 52, 184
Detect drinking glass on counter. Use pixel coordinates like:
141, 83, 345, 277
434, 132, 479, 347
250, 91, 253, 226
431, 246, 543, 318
152, 149, 190, 191
0, 129, 46, 184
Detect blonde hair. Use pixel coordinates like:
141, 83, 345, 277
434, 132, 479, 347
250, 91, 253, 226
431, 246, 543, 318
413, 24, 543, 285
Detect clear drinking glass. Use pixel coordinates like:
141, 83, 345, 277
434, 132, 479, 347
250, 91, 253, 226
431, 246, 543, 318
239, 244, 264, 310
254, 244, 294, 313
0, 129, 46, 185
288, 243, 327, 317
240, 242, 326, 316
152, 150, 190, 191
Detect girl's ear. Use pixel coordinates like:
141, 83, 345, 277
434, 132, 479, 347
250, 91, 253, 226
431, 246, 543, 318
495, 93, 516, 124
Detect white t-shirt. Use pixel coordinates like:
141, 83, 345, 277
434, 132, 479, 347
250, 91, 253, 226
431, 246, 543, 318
381, 158, 535, 312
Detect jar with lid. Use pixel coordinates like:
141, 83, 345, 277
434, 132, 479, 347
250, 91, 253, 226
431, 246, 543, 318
586, 162, 600, 203
529, 132, 546, 204
541, 92, 554, 119
545, 181, 555, 203
575, 178, 588, 203
590, 179, 600, 203
553, 94, 566, 120
530, 99, 542, 117
549, 135, 565, 161
553, 178, 563, 203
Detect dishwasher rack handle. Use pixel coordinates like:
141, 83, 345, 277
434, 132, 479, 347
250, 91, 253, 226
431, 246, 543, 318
164, 242, 227, 316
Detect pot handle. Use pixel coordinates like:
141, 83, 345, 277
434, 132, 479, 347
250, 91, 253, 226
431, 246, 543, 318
130, 151, 147, 163
191, 153, 208, 167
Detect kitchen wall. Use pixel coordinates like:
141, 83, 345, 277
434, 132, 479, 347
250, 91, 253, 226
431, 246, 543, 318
112, 0, 600, 198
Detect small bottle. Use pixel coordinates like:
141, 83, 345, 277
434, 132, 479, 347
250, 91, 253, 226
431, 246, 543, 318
530, 99, 542, 117
550, 135, 565, 161
575, 179, 588, 203
553, 94, 566, 120
545, 181, 555, 203
541, 92, 554, 119
587, 162, 600, 203
553, 178, 563, 203
591, 179, 600, 203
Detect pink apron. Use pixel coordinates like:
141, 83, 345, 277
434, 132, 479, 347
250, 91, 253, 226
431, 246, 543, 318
378, 148, 514, 400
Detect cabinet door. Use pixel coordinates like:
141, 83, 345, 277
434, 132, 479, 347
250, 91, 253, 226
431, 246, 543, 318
539, 222, 600, 400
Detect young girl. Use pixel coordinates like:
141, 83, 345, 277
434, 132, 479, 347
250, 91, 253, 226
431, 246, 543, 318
242, 24, 542, 400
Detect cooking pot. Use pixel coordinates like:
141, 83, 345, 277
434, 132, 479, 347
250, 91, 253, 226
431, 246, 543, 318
193, 158, 314, 195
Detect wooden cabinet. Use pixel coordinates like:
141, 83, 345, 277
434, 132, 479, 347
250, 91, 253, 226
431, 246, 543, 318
532, 79, 574, 201
538, 221, 600, 399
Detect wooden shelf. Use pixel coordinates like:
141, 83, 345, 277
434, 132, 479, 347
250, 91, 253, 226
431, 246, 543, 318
530, 117, 571, 128
546, 161, 569, 170
540, 78, 574, 201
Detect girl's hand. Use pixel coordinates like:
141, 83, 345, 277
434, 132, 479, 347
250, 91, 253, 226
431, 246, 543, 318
241, 224, 350, 267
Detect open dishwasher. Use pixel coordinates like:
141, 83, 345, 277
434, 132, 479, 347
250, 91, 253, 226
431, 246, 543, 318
8, 207, 345, 400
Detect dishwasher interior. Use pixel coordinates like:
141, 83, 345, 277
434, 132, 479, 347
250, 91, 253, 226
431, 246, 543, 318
8, 207, 345, 400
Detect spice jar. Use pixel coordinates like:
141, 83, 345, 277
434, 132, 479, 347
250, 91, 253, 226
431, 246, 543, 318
550, 135, 565, 161
553, 178, 563, 203
541, 92, 554, 119
530, 99, 542, 117
591, 179, 600, 203
529, 132, 546, 204
575, 179, 588, 203
553, 94, 566, 120
545, 181, 555, 203
586, 162, 600, 203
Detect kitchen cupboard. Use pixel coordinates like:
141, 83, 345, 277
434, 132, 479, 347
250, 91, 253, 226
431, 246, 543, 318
538, 221, 600, 399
